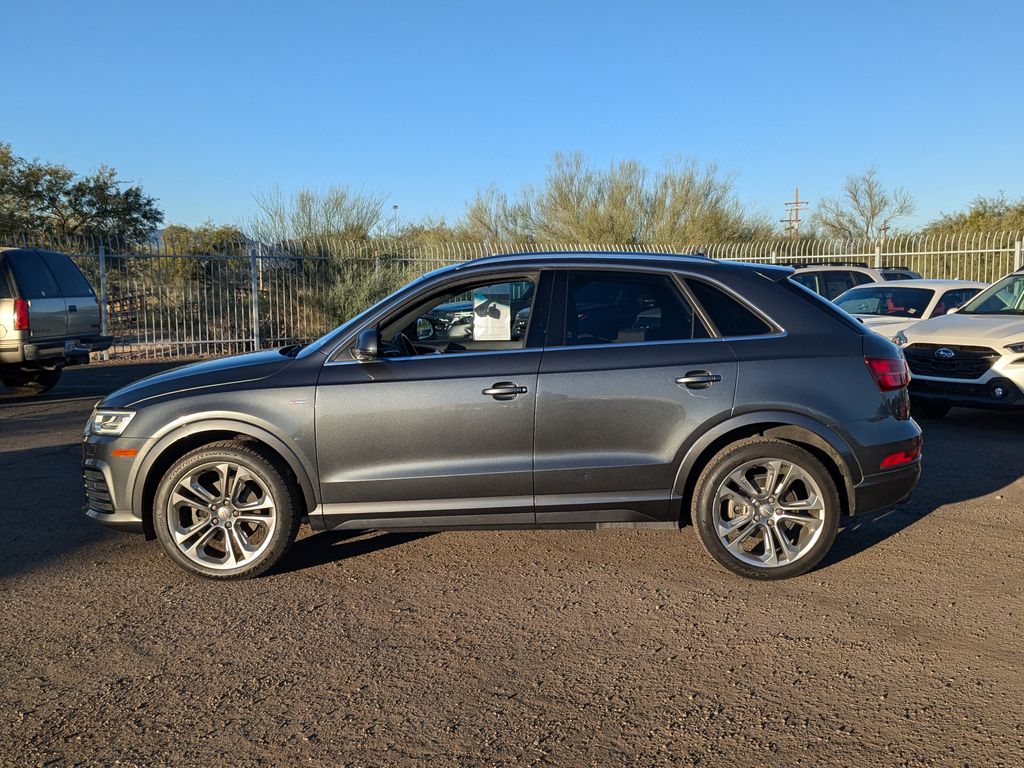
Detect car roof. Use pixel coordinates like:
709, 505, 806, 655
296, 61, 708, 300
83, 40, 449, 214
840, 278, 988, 290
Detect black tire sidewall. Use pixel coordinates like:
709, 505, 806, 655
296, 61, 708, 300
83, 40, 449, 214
693, 439, 840, 580
2, 367, 61, 395
153, 442, 300, 579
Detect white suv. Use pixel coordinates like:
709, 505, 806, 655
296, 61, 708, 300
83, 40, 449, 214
895, 269, 1024, 418
792, 264, 921, 300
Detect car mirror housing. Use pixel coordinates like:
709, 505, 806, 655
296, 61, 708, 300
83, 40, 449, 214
352, 328, 379, 362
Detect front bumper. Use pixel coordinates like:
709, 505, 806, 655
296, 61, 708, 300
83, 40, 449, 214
909, 376, 1024, 410
82, 435, 147, 534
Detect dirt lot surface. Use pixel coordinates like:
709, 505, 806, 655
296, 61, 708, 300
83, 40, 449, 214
1, 362, 1022, 767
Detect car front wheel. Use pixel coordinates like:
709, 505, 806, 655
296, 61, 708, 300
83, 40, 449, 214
154, 440, 302, 579
692, 438, 840, 580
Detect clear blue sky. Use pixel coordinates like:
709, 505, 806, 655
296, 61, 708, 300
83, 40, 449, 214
3, 0, 1022, 231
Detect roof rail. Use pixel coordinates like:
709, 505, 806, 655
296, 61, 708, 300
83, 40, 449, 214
789, 260, 869, 269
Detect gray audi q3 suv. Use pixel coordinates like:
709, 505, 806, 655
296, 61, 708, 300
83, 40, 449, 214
82, 252, 922, 580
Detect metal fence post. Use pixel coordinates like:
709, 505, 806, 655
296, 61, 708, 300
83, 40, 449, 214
770, 250, 778, 265
249, 246, 260, 351
874, 244, 883, 269
98, 243, 110, 361
1015, 240, 1022, 271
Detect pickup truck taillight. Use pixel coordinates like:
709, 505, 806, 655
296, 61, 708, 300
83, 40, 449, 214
13, 298, 29, 331
865, 356, 910, 392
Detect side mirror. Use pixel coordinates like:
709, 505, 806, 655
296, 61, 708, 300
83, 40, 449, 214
946, 306, 959, 315
352, 327, 379, 362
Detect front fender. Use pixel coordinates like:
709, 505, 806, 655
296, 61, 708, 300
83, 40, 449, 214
128, 415, 319, 517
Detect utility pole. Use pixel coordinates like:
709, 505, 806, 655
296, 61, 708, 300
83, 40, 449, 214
780, 187, 809, 239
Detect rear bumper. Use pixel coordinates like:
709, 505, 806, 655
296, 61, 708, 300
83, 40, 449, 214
852, 460, 921, 516
21, 335, 113, 364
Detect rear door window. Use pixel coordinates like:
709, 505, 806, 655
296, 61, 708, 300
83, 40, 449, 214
790, 272, 819, 293
564, 271, 708, 345
821, 271, 862, 299
686, 279, 773, 336
5, 252, 61, 299
40, 252, 95, 296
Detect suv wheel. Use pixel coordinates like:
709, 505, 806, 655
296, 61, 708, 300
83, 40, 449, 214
910, 397, 951, 419
154, 441, 302, 579
2, 367, 61, 395
692, 438, 840, 580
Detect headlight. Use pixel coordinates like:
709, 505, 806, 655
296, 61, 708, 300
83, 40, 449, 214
86, 409, 136, 436
1004, 342, 1024, 353
892, 330, 908, 347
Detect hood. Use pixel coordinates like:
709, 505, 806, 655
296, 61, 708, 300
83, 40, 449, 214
903, 312, 1024, 347
856, 315, 916, 335
101, 349, 297, 408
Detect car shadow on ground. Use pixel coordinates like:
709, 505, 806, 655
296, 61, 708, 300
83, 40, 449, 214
274, 530, 434, 575
818, 407, 1024, 570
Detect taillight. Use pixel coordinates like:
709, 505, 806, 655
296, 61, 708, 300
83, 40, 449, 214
13, 298, 29, 331
865, 356, 910, 392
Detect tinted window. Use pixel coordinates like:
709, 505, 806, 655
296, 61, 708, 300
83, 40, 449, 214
565, 271, 707, 345
933, 288, 981, 316
40, 252, 94, 296
5, 252, 61, 299
820, 271, 863, 300
0, 262, 11, 299
790, 273, 819, 293
687, 279, 773, 336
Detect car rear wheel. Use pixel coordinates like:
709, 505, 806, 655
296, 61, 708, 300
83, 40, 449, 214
154, 441, 302, 579
2, 367, 61, 395
692, 438, 840, 580
910, 397, 951, 419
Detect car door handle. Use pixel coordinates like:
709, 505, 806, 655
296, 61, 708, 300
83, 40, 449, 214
482, 382, 528, 400
675, 371, 722, 390
67, 304, 78, 312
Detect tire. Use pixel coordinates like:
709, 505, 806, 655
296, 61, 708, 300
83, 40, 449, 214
2, 367, 61, 395
692, 438, 840, 580
153, 440, 302, 579
910, 397, 951, 419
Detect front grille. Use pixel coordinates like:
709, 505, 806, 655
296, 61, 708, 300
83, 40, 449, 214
903, 343, 999, 380
83, 467, 114, 513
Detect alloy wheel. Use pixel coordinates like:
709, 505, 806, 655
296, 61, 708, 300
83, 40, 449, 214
711, 458, 827, 568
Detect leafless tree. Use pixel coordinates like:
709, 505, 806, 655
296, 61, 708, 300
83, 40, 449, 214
811, 167, 915, 239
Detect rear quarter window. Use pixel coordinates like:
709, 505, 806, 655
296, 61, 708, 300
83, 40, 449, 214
40, 252, 95, 296
785, 278, 867, 333
0, 261, 12, 299
686, 279, 774, 337
5, 252, 61, 299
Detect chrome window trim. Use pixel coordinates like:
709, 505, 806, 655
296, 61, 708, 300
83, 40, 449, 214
323, 261, 786, 362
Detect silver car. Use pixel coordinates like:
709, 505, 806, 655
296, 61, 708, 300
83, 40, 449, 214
0, 247, 111, 394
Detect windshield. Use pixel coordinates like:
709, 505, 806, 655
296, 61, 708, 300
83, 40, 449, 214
958, 273, 1024, 315
835, 286, 933, 319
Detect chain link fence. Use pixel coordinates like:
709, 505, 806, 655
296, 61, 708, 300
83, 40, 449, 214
3, 231, 1022, 360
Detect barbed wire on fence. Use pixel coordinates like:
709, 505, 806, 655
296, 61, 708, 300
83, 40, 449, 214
3, 230, 1023, 360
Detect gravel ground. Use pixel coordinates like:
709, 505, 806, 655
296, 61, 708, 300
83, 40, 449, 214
1, 362, 1022, 767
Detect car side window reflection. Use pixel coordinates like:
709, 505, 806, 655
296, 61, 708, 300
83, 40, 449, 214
379, 279, 535, 355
